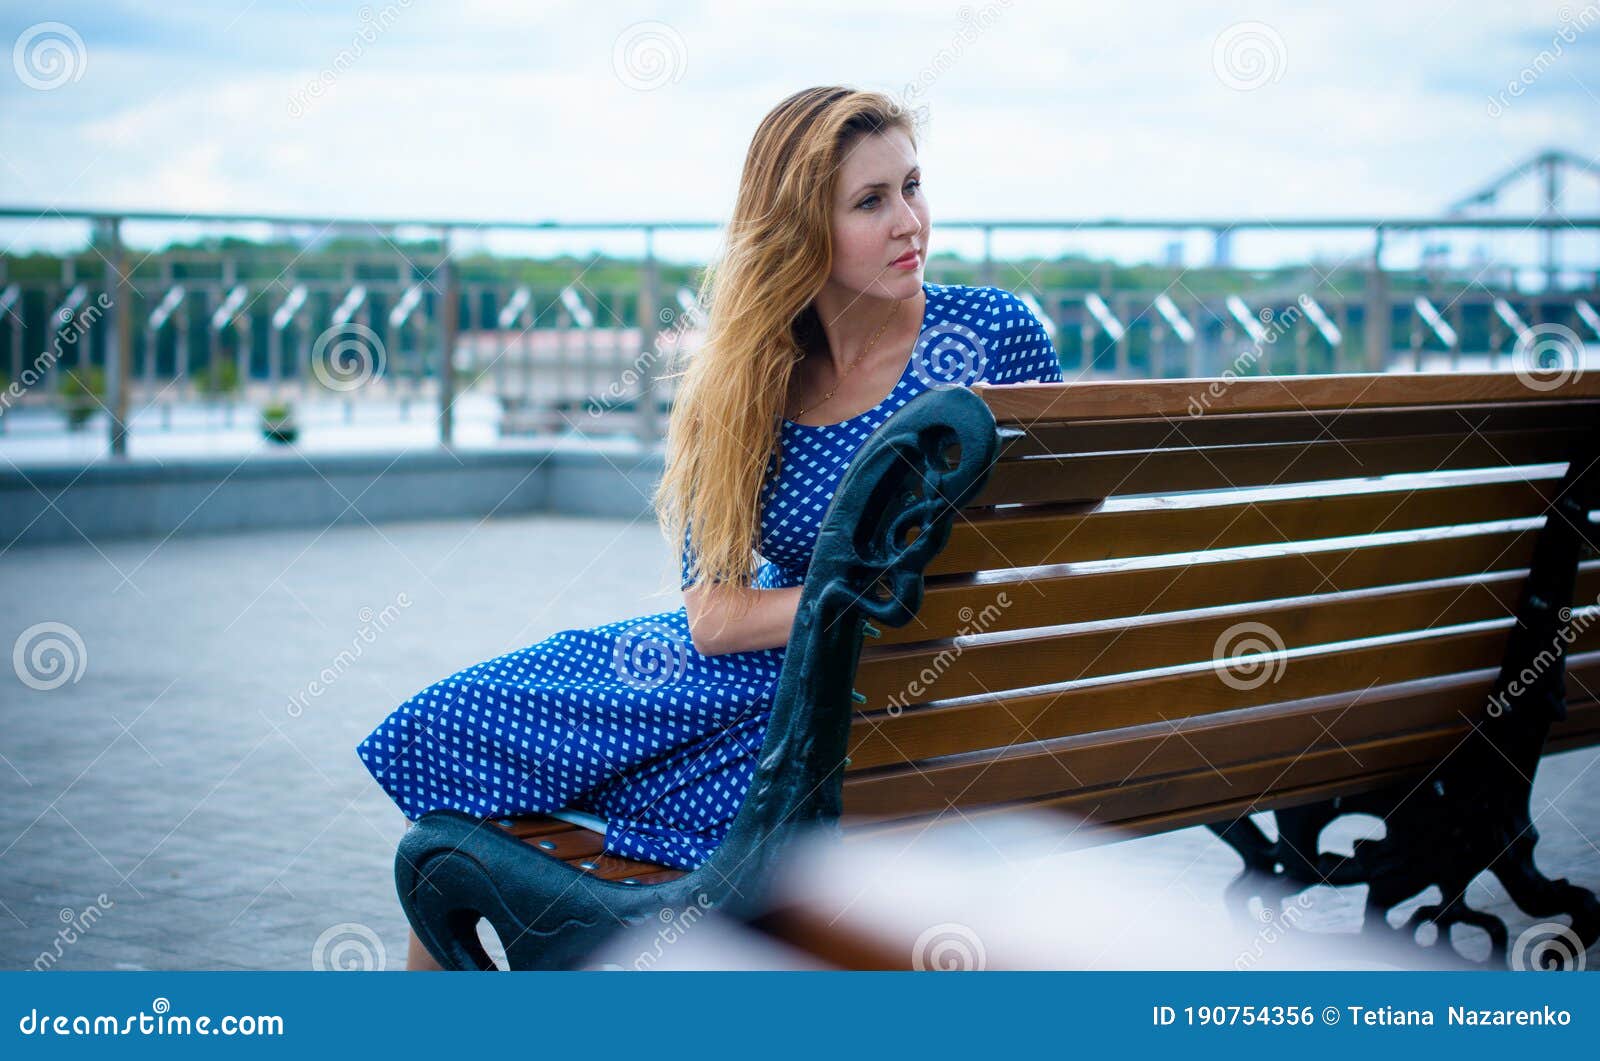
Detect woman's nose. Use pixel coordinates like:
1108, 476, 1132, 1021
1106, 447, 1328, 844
892, 200, 921, 238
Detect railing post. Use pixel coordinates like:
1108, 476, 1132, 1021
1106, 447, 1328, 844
1364, 225, 1390, 372
101, 215, 131, 457
1334, 301, 1350, 372
1212, 227, 1235, 268
1294, 312, 1308, 374
1113, 295, 1129, 378
0, 259, 10, 436
637, 226, 660, 447
438, 226, 458, 449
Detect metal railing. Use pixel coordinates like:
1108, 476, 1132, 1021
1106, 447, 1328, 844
1, 206, 1597, 456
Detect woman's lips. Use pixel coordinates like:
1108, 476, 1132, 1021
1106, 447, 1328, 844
890, 250, 920, 269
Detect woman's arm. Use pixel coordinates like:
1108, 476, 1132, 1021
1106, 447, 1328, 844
683, 581, 802, 656
678, 516, 802, 656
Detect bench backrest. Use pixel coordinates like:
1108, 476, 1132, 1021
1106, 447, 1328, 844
839, 372, 1600, 839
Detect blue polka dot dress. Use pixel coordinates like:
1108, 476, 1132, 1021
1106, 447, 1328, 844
355, 283, 1063, 870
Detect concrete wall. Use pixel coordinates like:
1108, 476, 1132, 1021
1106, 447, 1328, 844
0, 444, 665, 547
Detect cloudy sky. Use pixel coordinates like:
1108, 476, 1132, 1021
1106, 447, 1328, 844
1, 0, 1596, 268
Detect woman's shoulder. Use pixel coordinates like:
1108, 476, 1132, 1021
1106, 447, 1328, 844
922, 282, 1061, 385
923, 282, 1034, 330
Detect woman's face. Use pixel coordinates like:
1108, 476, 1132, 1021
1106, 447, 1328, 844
827, 127, 929, 302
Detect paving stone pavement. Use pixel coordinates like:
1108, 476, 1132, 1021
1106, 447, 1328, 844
3, 513, 1597, 971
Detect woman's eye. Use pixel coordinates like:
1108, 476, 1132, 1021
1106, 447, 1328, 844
859, 181, 920, 210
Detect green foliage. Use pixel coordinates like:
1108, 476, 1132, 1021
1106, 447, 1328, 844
259, 398, 297, 444
60, 364, 105, 429
195, 358, 239, 395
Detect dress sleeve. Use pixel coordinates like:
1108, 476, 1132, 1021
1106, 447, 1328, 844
987, 288, 1063, 384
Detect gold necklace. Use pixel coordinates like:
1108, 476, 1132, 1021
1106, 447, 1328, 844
788, 298, 903, 421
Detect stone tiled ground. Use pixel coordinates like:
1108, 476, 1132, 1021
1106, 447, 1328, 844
2, 513, 1596, 971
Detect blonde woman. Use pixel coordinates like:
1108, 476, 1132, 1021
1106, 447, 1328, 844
357, 85, 1061, 969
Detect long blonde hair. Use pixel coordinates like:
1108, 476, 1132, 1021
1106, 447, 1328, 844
653, 87, 920, 613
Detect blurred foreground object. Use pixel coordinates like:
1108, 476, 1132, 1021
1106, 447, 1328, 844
590, 810, 1462, 971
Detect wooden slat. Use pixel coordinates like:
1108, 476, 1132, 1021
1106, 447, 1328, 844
491, 815, 686, 884
931, 473, 1564, 575
854, 563, 1600, 711
563, 853, 685, 883
1011, 697, 1600, 828
847, 621, 1600, 769
496, 816, 577, 839
975, 371, 1600, 424
862, 729, 1468, 831
885, 526, 1538, 646
844, 697, 1600, 839
840, 764, 1476, 845
491, 818, 604, 857
971, 428, 1588, 507
844, 653, 1600, 820
998, 400, 1600, 458
1058, 767, 1443, 842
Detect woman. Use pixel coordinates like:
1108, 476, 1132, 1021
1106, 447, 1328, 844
356, 85, 1062, 970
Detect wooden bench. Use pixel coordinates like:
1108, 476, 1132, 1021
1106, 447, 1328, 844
397, 370, 1600, 970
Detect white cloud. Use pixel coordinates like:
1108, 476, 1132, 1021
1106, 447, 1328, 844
0, 0, 1593, 265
